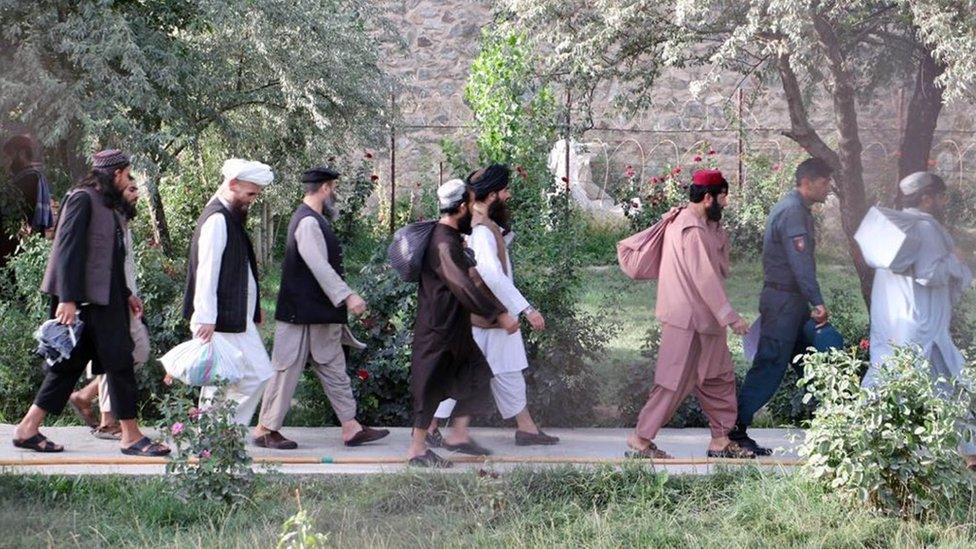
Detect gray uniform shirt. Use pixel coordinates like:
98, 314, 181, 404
761, 189, 824, 307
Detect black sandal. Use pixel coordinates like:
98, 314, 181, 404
408, 449, 453, 468
442, 439, 492, 456
12, 433, 64, 453
121, 436, 171, 457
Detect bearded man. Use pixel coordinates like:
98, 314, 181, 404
254, 165, 389, 449
859, 171, 976, 469
406, 178, 519, 467
182, 158, 275, 425
426, 164, 557, 448
627, 169, 753, 460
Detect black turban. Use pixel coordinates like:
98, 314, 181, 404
302, 165, 340, 183
467, 163, 510, 200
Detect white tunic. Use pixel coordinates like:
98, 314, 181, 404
190, 196, 273, 394
468, 225, 530, 375
865, 208, 972, 385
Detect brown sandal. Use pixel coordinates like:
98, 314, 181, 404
13, 433, 64, 453
625, 441, 673, 460
92, 425, 122, 440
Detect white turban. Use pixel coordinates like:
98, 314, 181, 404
899, 171, 949, 197
437, 178, 467, 210
221, 158, 274, 187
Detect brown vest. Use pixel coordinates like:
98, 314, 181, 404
40, 187, 119, 305
469, 205, 510, 329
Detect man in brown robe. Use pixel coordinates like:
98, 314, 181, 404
407, 179, 519, 467
626, 169, 754, 460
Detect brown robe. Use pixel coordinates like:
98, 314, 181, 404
409, 222, 506, 429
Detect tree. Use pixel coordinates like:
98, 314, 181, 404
0, 0, 393, 255
496, 0, 976, 304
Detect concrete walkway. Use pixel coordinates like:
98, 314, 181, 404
0, 424, 803, 475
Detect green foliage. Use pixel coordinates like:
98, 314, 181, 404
276, 492, 330, 549
799, 347, 974, 518
724, 155, 795, 258
460, 29, 617, 425
156, 384, 255, 505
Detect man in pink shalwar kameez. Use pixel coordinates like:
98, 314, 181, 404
626, 169, 754, 460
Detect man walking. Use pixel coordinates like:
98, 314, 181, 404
426, 164, 557, 447
254, 165, 389, 449
183, 158, 274, 426
730, 157, 833, 455
12, 149, 168, 456
627, 169, 753, 459
407, 179, 519, 467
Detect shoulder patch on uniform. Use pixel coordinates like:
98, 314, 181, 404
792, 235, 806, 252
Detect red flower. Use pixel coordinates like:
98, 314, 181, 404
693, 155, 702, 162
859, 339, 870, 351
672, 167, 682, 175
708, 149, 717, 156
561, 176, 569, 183
772, 163, 781, 172
651, 177, 660, 185
357, 369, 370, 381
370, 174, 379, 181
624, 164, 636, 178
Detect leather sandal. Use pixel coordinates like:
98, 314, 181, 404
92, 424, 122, 440
13, 433, 64, 453
442, 438, 492, 456
706, 441, 756, 459
625, 441, 673, 460
253, 431, 298, 450
408, 449, 453, 468
344, 426, 390, 447
121, 436, 171, 456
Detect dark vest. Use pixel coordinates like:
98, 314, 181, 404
275, 203, 348, 325
40, 187, 119, 306
182, 199, 260, 333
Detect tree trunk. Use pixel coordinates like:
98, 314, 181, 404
143, 161, 173, 256
897, 47, 944, 182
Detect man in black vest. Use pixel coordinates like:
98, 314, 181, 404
183, 158, 275, 425
254, 165, 389, 449
12, 149, 169, 456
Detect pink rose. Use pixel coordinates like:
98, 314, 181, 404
693, 155, 702, 162
859, 339, 870, 351
200, 449, 211, 459
357, 369, 370, 381
171, 422, 184, 436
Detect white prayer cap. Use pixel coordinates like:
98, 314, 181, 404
221, 158, 274, 187
899, 171, 942, 196
437, 178, 467, 210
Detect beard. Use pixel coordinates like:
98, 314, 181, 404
489, 199, 511, 231
120, 200, 138, 221
323, 194, 338, 221
458, 211, 474, 234
706, 200, 724, 222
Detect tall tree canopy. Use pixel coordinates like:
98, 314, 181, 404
496, 0, 976, 303
0, 0, 394, 253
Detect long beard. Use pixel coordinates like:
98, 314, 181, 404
706, 201, 724, 222
458, 211, 473, 234
489, 200, 511, 231
323, 195, 338, 221
120, 200, 138, 220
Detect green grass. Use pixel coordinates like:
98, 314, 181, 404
1, 468, 974, 547
576, 256, 868, 426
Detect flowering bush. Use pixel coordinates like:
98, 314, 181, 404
799, 347, 975, 518
156, 383, 254, 505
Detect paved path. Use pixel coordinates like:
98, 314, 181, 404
0, 425, 803, 475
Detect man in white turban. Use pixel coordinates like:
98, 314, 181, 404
180, 158, 275, 425
858, 171, 976, 469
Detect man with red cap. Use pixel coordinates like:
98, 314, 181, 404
626, 169, 754, 459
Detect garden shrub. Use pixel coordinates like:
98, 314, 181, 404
799, 347, 975, 518
156, 383, 255, 505
723, 155, 795, 258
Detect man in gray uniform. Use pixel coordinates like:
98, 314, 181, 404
729, 157, 832, 455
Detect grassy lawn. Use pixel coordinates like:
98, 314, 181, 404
576, 256, 868, 426
1, 468, 973, 547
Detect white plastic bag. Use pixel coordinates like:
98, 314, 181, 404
160, 335, 244, 386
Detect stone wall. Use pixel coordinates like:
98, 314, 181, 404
374, 0, 976, 204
